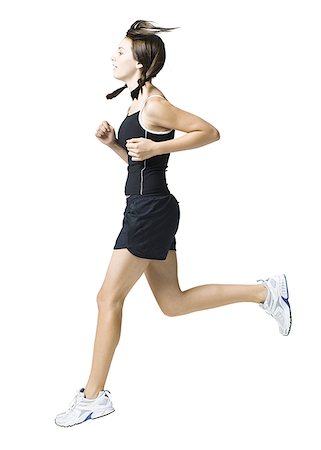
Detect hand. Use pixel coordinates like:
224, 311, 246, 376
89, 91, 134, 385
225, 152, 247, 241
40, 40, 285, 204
95, 121, 116, 146
126, 137, 157, 161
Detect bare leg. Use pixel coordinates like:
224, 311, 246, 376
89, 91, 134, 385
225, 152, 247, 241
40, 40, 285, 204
175, 282, 267, 315
144, 251, 268, 317
84, 249, 151, 399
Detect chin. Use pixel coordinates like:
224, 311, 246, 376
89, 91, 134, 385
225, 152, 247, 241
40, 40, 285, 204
112, 72, 124, 82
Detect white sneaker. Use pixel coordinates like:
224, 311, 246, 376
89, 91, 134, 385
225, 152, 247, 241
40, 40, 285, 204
55, 387, 115, 427
257, 274, 292, 336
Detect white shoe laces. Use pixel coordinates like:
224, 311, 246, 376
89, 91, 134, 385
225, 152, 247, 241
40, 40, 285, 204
66, 390, 84, 411
65, 388, 112, 412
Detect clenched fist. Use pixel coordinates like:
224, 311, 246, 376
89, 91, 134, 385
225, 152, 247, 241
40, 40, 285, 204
95, 121, 116, 146
126, 137, 158, 161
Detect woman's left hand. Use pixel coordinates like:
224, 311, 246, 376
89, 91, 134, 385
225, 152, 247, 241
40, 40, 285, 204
126, 138, 157, 161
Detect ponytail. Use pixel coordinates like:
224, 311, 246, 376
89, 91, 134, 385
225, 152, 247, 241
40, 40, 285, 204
126, 20, 179, 38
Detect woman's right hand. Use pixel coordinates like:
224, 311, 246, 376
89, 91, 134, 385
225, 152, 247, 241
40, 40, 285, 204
95, 121, 116, 146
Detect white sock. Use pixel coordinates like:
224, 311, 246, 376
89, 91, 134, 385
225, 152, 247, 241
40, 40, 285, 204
263, 283, 271, 303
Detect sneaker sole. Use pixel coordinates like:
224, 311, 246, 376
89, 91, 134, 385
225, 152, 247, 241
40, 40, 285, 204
54, 407, 115, 428
282, 273, 292, 336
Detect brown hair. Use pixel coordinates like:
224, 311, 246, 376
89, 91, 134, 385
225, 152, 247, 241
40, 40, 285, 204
106, 20, 180, 100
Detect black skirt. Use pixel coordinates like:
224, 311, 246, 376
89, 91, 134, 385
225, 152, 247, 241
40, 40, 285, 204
113, 193, 180, 260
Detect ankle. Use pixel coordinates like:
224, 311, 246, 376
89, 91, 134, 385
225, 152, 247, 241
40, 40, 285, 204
256, 284, 269, 304
84, 388, 101, 400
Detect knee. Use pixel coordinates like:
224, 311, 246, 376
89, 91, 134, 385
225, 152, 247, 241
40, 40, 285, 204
96, 289, 125, 310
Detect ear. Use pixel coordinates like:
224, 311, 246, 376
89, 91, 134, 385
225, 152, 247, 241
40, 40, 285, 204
136, 62, 143, 69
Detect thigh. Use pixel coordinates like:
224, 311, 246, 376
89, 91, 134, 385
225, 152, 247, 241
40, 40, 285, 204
143, 250, 182, 313
97, 248, 152, 301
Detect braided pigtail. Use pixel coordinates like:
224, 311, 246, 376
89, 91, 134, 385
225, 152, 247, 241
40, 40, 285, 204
106, 20, 179, 101
127, 20, 179, 99
106, 84, 127, 100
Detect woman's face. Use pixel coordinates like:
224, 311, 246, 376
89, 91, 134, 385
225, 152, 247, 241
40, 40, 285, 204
111, 37, 142, 81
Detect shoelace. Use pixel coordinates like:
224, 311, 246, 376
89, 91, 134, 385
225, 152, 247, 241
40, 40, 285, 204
67, 390, 83, 411
66, 388, 112, 411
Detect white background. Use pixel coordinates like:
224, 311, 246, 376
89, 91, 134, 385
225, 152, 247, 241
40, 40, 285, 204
1, 0, 320, 448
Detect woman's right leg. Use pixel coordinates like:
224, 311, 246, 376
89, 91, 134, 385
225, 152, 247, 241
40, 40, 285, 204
84, 248, 151, 399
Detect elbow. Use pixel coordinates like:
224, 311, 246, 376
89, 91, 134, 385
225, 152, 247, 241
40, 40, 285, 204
208, 126, 220, 143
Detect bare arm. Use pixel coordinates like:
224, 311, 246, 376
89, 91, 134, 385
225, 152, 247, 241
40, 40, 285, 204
108, 140, 128, 164
96, 121, 128, 164
141, 97, 220, 156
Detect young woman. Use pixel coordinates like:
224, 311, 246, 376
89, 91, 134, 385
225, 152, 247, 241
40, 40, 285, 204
55, 20, 292, 428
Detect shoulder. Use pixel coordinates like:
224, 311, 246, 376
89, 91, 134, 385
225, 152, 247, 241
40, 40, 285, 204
142, 93, 220, 136
140, 93, 174, 132
144, 94, 173, 116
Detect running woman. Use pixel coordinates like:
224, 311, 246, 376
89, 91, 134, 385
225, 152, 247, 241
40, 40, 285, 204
55, 19, 292, 428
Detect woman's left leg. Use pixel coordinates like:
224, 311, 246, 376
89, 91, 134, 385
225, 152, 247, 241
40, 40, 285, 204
143, 250, 268, 316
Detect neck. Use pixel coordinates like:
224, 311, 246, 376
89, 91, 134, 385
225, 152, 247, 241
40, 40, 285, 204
125, 76, 140, 93
125, 78, 153, 101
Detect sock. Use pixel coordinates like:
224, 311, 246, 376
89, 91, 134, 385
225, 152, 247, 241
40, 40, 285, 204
263, 283, 271, 303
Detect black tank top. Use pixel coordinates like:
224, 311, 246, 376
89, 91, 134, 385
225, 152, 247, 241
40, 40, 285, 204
117, 95, 175, 195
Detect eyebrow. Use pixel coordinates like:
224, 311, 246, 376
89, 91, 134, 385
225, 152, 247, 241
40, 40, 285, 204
118, 46, 125, 50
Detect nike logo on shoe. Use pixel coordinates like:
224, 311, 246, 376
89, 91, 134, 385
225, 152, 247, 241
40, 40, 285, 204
281, 295, 290, 308
84, 412, 93, 421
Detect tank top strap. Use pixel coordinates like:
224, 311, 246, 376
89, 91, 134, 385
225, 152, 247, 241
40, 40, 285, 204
140, 94, 166, 113
139, 94, 173, 135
